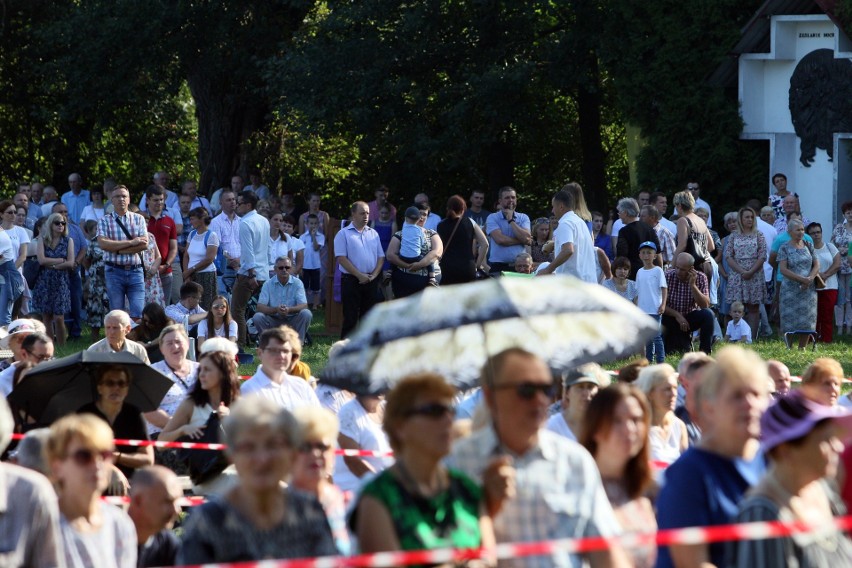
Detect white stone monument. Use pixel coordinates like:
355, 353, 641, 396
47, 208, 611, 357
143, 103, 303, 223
739, 14, 852, 229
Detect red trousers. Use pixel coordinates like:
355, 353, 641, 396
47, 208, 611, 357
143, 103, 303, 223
818, 289, 838, 342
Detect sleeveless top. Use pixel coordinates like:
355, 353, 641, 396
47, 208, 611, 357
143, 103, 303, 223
352, 468, 483, 558
649, 418, 684, 466
685, 216, 711, 263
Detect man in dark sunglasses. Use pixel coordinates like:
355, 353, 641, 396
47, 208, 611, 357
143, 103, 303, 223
449, 348, 629, 568
0, 397, 64, 566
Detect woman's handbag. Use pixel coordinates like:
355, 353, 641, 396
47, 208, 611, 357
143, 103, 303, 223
175, 412, 230, 485
814, 274, 826, 290
682, 217, 707, 270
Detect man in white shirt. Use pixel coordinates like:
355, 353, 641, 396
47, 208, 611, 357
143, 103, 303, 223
536, 187, 596, 282
87, 310, 150, 363
164, 282, 207, 334
651, 191, 678, 235
231, 191, 270, 347
240, 327, 320, 410
686, 182, 712, 227
208, 189, 241, 296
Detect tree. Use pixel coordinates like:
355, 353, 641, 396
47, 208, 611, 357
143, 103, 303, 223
600, 0, 767, 210
272, 0, 629, 215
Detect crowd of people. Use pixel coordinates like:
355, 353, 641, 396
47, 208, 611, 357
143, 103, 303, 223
2, 174, 852, 567
3, 328, 852, 567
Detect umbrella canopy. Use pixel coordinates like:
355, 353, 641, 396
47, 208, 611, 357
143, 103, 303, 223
7, 350, 174, 425
320, 275, 659, 394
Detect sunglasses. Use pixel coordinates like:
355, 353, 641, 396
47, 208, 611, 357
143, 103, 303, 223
53, 221, 67, 226
211, 304, 227, 309
100, 379, 129, 388
494, 382, 557, 401
68, 448, 114, 466
405, 403, 455, 419
298, 441, 332, 454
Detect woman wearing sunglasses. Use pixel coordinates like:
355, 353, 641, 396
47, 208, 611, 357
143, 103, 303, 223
46, 413, 137, 567
291, 407, 351, 555
77, 364, 153, 481
351, 374, 495, 564
196, 295, 238, 352
31, 212, 74, 345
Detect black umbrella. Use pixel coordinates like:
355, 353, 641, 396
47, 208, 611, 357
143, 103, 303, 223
7, 350, 174, 426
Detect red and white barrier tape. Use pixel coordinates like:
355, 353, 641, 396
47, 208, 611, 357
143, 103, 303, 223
102, 495, 206, 507
8, 433, 394, 456
167, 515, 852, 568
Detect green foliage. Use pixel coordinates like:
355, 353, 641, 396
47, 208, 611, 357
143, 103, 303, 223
271, 0, 629, 216
601, 0, 767, 210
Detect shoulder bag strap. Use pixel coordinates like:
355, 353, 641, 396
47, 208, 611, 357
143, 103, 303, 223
440, 217, 463, 259
113, 214, 146, 267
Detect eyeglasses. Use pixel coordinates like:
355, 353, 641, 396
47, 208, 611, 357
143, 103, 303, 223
25, 349, 53, 362
100, 379, 129, 389
68, 448, 114, 466
53, 221, 66, 226
405, 403, 455, 419
211, 304, 227, 309
276, 266, 292, 271
494, 382, 557, 400
298, 441, 333, 454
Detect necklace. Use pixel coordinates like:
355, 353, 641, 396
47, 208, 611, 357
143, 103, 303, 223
394, 459, 447, 498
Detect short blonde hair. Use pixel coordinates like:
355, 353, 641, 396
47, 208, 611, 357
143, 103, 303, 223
695, 345, 768, 408
158, 323, 189, 346
293, 407, 339, 443
672, 190, 696, 212
636, 364, 677, 397
801, 358, 844, 386
45, 414, 114, 463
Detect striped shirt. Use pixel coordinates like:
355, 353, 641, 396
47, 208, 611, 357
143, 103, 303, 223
97, 211, 147, 265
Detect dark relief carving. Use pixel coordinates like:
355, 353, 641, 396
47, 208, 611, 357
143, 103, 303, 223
789, 48, 852, 167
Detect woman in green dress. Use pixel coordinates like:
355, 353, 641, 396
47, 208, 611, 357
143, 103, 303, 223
351, 373, 495, 566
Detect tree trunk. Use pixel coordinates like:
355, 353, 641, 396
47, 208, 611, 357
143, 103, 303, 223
577, 54, 608, 212
487, 137, 514, 195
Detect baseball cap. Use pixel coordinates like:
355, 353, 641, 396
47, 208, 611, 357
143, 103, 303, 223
638, 241, 657, 252
563, 363, 611, 389
0, 319, 45, 349
760, 390, 849, 453
404, 206, 421, 220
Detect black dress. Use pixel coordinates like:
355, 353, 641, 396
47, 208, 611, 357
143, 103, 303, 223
437, 217, 477, 285
78, 402, 150, 480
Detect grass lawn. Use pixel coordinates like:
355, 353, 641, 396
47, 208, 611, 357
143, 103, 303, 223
53, 311, 852, 381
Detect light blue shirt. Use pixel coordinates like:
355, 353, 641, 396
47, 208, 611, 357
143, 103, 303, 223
238, 209, 270, 279
334, 223, 385, 274
138, 190, 179, 213
258, 275, 307, 308
60, 190, 91, 224
486, 211, 532, 263
423, 212, 442, 231
399, 222, 426, 258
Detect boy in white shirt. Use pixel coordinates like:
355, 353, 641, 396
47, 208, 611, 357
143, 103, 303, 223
725, 301, 753, 343
636, 241, 667, 363
299, 214, 326, 310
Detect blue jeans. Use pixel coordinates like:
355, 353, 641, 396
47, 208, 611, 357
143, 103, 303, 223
646, 314, 665, 363
0, 261, 23, 326
217, 266, 237, 301
104, 265, 145, 319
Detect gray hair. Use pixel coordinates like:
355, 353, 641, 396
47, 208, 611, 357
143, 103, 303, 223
787, 219, 805, 233
515, 252, 533, 263
617, 198, 639, 218
104, 309, 131, 327
723, 211, 738, 225
13, 428, 51, 475
641, 205, 660, 221
223, 397, 302, 454
636, 364, 677, 397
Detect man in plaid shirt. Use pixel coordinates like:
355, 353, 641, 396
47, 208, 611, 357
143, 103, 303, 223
97, 185, 148, 320
662, 252, 715, 354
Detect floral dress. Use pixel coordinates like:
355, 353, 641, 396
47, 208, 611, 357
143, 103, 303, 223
143, 232, 165, 307
85, 237, 109, 328
31, 236, 70, 314
778, 241, 818, 332
725, 231, 767, 305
